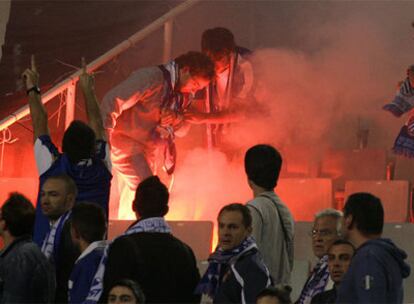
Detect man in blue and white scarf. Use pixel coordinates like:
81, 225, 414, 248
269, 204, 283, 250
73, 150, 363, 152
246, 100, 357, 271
40, 174, 80, 303
296, 209, 342, 304
85, 176, 200, 304
196, 203, 271, 304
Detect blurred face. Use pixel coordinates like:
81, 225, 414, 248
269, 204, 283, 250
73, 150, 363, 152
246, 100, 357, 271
257, 296, 280, 304
213, 55, 231, 74
41, 179, 74, 221
178, 67, 210, 94
108, 286, 137, 304
327, 244, 354, 284
311, 216, 340, 259
218, 210, 251, 251
205, 51, 231, 74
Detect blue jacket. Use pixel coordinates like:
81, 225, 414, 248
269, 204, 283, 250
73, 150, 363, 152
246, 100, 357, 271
337, 238, 410, 304
33, 135, 112, 247
68, 241, 106, 304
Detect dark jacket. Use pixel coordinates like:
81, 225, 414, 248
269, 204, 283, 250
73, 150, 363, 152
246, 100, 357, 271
55, 221, 81, 303
336, 238, 410, 304
214, 248, 270, 304
311, 286, 336, 304
102, 232, 200, 303
0, 235, 56, 303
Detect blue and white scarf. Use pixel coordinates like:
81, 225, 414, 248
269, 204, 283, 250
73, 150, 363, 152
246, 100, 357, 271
83, 217, 171, 304
383, 77, 414, 117
41, 210, 71, 263
196, 236, 271, 303
383, 75, 414, 157
297, 255, 330, 304
392, 123, 414, 158
152, 61, 184, 175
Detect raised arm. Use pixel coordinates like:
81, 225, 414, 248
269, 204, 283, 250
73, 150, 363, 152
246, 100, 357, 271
78, 58, 106, 140
22, 55, 49, 142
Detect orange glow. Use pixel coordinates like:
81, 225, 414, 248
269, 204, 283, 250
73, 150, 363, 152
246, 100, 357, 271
0, 178, 38, 207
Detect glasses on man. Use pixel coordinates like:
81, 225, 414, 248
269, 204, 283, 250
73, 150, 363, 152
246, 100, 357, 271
309, 229, 337, 238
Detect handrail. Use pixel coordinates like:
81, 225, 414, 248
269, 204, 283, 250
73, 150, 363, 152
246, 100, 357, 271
0, 0, 202, 132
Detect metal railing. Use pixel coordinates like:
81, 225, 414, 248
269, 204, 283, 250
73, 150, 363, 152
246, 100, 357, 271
0, 0, 201, 132
0, 0, 201, 172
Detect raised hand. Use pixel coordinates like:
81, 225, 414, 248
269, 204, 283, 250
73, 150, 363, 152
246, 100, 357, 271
79, 57, 95, 95
22, 55, 39, 90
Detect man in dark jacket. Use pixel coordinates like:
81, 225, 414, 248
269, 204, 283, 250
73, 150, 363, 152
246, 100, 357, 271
196, 203, 271, 303
311, 239, 355, 304
0, 192, 55, 303
100, 176, 200, 303
337, 192, 411, 303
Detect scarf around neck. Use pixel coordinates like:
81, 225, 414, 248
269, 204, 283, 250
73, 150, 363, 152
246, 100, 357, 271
196, 236, 270, 302
41, 210, 71, 263
83, 217, 171, 304
297, 255, 330, 304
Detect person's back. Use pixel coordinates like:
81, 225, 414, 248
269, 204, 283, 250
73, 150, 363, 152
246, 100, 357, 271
0, 192, 55, 303
337, 192, 411, 304
98, 176, 200, 303
244, 144, 294, 285
0, 236, 55, 303
104, 231, 200, 303
247, 191, 294, 284
69, 202, 107, 304
22, 58, 112, 247
337, 238, 410, 303
34, 135, 112, 246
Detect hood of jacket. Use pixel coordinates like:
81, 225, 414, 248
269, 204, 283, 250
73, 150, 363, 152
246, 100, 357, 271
359, 238, 411, 279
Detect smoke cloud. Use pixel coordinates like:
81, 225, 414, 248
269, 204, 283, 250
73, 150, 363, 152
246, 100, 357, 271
166, 2, 414, 229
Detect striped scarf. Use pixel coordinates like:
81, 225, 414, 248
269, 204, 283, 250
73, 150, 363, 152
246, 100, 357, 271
392, 124, 414, 158
196, 236, 271, 304
83, 217, 171, 304
41, 211, 71, 263
383, 76, 414, 157
383, 77, 414, 117
297, 255, 330, 304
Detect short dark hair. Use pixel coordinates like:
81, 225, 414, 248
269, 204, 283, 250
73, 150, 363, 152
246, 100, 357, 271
218, 203, 252, 228
45, 174, 78, 197
2, 192, 35, 237
343, 192, 384, 235
62, 120, 96, 164
201, 27, 236, 61
174, 51, 215, 81
256, 285, 292, 304
244, 144, 282, 190
71, 202, 106, 244
328, 239, 356, 253
108, 279, 146, 304
133, 176, 169, 218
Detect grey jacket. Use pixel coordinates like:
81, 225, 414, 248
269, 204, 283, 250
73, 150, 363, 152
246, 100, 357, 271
247, 191, 294, 285
0, 235, 56, 303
